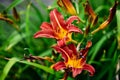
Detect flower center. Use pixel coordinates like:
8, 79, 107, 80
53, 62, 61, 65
66, 57, 83, 68
56, 26, 72, 42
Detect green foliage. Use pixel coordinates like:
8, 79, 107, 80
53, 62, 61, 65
0, 0, 119, 80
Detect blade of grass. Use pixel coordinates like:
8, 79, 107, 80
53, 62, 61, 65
39, 49, 52, 57
0, 58, 18, 80
107, 39, 117, 57
5, 0, 24, 12
116, 10, 120, 49
89, 30, 116, 63
19, 60, 54, 74
31, 3, 44, 23
2, 23, 26, 51
0, 57, 54, 80
36, 0, 47, 10
25, 2, 31, 47
94, 50, 118, 80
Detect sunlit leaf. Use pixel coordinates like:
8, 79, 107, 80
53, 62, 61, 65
0, 58, 18, 80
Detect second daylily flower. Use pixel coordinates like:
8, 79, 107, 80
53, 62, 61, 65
52, 41, 95, 78
34, 9, 83, 46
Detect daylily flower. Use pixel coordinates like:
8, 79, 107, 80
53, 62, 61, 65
57, 0, 77, 15
34, 9, 83, 46
91, 1, 118, 34
52, 41, 95, 78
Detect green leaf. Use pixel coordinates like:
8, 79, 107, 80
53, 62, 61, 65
94, 50, 118, 80
31, 3, 44, 23
0, 57, 54, 80
5, 0, 24, 11
0, 58, 18, 80
25, 2, 31, 47
18, 61, 54, 74
116, 10, 120, 36
89, 30, 115, 63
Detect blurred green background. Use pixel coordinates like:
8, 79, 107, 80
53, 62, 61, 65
0, 0, 120, 80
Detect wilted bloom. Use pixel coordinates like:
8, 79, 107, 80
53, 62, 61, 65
34, 9, 83, 46
12, 7, 20, 22
0, 13, 19, 30
57, 0, 77, 15
52, 41, 95, 78
91, 1, 118, 34
84, 0, 98, 25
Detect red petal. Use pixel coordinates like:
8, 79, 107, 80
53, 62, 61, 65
68, 25, 83, 34
72, 68, 82, 77
62, 46, 73, 58
34, 30, 55, 38
52, 62, 66, 71
40, 22, 52, 30
53, 45, 70, 62
79, 41, 92, 58
50, 9, 66, 30
66, 16, 80, 25
83, 64, 95, 76
80, 48, 89, 59
57, 39, 66, 47
68, 43, 77, 56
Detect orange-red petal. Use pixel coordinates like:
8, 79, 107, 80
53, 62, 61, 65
40, 22, 53, 30
72, 68, 82, 77
67, 43, 77, 56
68, 25, 83, 34
34, 30, 55, 38
83, 64, 95, 76
52, 62, 66, 71
50, 9, 66, 30
66, 16, 80, 25
53, 45, 69, 62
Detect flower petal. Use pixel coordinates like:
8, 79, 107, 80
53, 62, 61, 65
53, 45, 70, 62
50, 9, 66, 30
52, 62, 66, 71
68, 43, 77, 56
72, 68, 82, 77
62, 46, 73, 58
57, 38, 66, 47
34, 30, 55, 38
40, 22, 52, 30
79, 41, 92, 59
68, 25, 83, 34
66, 16, 80, 25
83, 64, 95, 76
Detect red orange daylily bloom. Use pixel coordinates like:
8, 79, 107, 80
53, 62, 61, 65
57, 0, 77, 15
34, 9, 83, 46
52, 41, 95, 77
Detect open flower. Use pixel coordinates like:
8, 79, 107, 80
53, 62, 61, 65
34, 9, 83, 46
57, 0, 77, 15
52, 41, 95, 78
